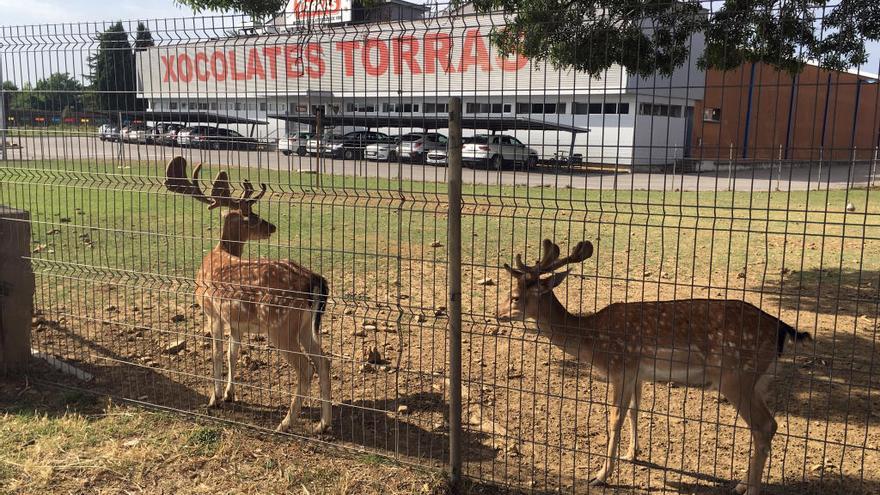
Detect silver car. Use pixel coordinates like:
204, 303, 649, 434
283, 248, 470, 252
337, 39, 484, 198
461, 134, 540, 170
279, 131, 313, 156
397, 132, 448, 162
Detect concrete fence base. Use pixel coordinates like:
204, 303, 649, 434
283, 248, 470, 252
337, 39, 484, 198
0, 206, 34, 374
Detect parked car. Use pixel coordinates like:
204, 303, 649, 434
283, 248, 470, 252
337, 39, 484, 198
323, 131, 391, 159
425, 138, 473, 166
397, 132, 448, 162
461, 134, 540, 169
178, 126, 259, 150
364, 137, 401, 161
125, 124, 153, 144
97, 124, 119, 142
151, 123, 185, 146
278, 131, 314, 156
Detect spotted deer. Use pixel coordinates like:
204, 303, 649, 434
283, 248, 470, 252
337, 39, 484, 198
165, 156, 332, 433
497, 239, 811, 495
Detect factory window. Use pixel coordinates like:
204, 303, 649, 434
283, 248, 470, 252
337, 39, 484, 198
209, 102, 217, 111
346, 102, 375, 112
259, 102, 267, 111
425, 102, 448, 113
618, 103, 630, 114
169, 102, 178, 110
383, 102, 418, 113
703, 107, 721, 122
198, 103, 208, 110
234, 102, 243, 111
640, 103, 684, 118
466, 102, 491, 113
518, 102, 566, 114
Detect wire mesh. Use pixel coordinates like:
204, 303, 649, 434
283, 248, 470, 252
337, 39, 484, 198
1, 3, 879, 494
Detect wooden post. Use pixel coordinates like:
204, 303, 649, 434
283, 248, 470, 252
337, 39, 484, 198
446, 97, 463, 491
0, 206, 34, 373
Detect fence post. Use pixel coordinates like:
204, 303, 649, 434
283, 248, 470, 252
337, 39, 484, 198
446, 96, 463, 490
0, 67, 7, 162
315, 106, 324, 188
0, 207, 34, 374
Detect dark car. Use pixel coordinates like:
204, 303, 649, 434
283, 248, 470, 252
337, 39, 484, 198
179, 126, 259, 150
151, 123, 185, 146
323, 131, 391, 159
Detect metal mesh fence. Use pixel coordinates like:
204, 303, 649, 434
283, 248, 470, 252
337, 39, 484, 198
1, 4, 879, 494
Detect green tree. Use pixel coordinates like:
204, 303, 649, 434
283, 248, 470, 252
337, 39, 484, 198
1, 81, 16, 115
88, 22, 141, 113
135, 22, 155, 51
174, 0, 287, 20
464, 0, 880, 77
34, 72, 85, 111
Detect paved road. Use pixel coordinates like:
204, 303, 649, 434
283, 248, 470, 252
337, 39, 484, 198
3, 135, 877, 192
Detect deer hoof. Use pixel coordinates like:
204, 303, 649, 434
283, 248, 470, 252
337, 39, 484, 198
589, 475, 607, 487
222, 390, 235, 403
733, 481, 754, 495
207, 395, 221, 408
313, 420, 330, 435
621, 448, 640, 461
276, 418, 292, 433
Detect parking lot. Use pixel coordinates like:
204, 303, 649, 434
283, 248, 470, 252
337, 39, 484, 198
3, 133, 875, 191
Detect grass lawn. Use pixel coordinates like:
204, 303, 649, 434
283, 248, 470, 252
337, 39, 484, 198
2, 158, 879, 493
0, 376, 451, 495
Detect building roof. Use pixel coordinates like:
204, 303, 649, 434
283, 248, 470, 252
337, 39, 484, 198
119, 110, 267, 125
267, 112, 589, 134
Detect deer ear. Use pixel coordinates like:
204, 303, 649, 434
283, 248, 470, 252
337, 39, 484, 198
539, 270, 570, 292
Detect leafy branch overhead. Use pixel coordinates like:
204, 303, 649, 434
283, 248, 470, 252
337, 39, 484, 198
466, 0, 880, 77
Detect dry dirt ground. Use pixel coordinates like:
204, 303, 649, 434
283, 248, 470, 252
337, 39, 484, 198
27, 243, 880, 495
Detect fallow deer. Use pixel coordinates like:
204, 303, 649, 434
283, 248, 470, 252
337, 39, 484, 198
165, 156, 332, 433
497, 239, 811, 495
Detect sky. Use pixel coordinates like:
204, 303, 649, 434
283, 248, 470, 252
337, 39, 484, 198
0, 0, 878, 76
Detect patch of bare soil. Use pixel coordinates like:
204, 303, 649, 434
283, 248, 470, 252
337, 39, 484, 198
28, 248, 880, 494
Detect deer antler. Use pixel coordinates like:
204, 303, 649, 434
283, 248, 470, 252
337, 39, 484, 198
164, 156, 266, 211
514, 239, 593, 274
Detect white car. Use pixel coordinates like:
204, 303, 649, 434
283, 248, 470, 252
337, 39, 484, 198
364, 140, 399, 161
425, 148, 447, 165
462, 134, 540, 170
279, 131, 313, 156
397, 132, 448, 162
126, 125, 153, 144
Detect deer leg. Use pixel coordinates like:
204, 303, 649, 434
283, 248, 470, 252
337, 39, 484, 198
299, 322, 332, 433
223, 328, 242, 402
622, 380, 642, 461
207, 316, 225, 408
277, 346, 310, 433
721, 374, 777, 495
591, 377, 635, 486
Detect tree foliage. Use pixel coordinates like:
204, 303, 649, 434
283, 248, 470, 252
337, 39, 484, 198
88, 22, 141, 113
5, 73, 84, 111
174, 0, 288, 19
466, 0, 880, 77
135, 22, 155, 51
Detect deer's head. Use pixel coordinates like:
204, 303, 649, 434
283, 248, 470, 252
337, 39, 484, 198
165, 157, 276, 248
497, 239, 593, 322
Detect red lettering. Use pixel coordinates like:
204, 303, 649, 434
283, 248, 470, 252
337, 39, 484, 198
497, 52, 528, 72
458, 29, 492, 73
161, 55, 178, 82
245, 48, 266, 80
363, 39, 389, 77
306, 43, 324, 78
423, 33, 453, 74
262, 47, 281, 79
393, 36, 421, 75
177, 54, 194, 82
336, 41, 360, 77
228, 52, 248, 80
194, 52, 210, 81
211, 51, 228, 81
285, 46, 304, 78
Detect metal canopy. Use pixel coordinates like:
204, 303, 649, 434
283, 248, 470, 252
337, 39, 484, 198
119, 110, 268, 125
266, 113, 589, 134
